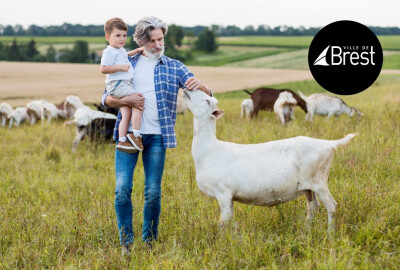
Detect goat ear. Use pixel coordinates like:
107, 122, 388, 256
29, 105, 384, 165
212, 109, 224, 120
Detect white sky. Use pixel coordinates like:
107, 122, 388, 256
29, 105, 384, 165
1, 0, 399, 29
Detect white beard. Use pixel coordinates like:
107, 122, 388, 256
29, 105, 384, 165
144, 47, 165, 60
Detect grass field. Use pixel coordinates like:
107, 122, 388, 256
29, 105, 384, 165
1, 35, 399, 69
216, 35, 400, 51
1, 74, 399, 268
224, 49, 400, 70
184, 46, 295, 66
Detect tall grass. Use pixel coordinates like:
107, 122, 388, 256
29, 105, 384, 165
1, 75, 399, 268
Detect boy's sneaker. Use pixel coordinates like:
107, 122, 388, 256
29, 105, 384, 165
116, 141, 138, 153
127, 134, 144, 151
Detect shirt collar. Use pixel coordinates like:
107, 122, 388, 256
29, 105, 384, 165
130, 53, 167, 65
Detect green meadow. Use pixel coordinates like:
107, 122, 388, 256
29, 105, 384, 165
1, 35, 400, 69
1, 74, 399, 269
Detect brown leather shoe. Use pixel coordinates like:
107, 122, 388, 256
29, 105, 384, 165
116, 141, 138, 153
127, 134, 144, 151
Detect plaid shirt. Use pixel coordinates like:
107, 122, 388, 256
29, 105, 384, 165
102, 53, 194, 148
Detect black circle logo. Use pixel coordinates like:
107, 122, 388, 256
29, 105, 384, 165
308, 20, 383, 95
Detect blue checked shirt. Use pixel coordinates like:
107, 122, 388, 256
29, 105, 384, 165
102, 53, 197, 148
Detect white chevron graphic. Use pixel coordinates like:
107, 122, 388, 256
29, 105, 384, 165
313, 45, 330, 66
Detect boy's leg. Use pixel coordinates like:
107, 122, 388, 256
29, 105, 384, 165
119, 106, 132, 139
131, 108, 142, 133
128, 108, 144, 151
117, 106, 137, 153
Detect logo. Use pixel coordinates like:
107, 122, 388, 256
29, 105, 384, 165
308, 20, 383, 95
313, 46, 330, 66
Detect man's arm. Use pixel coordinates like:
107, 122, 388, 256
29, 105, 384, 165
185, 76, 212, 96
104, 92, 145, 110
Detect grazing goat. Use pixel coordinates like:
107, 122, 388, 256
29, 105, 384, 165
273, 91, 297, 125
240, 99, 253, 119
182, 89, 357, 232
244, 88, 307, 118
63, 95, 85, 119
9, 107, 28, 128
298, 92, 363, 122
0, 102, 13, 127
41, 102, 63, 123
27, 100, 46, 125
64, 105, 117, 152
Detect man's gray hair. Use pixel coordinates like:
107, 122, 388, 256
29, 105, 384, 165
134, 16, 168, 47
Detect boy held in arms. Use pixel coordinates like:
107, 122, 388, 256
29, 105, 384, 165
101, 17, 144, 153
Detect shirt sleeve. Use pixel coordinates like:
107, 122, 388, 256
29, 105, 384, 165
100, 48, 115, 66
179, 63, 194, 89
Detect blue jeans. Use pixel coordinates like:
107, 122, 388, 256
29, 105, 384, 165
114, 134, 166, 246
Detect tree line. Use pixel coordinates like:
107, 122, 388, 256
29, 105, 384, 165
0, 25, 218, 63
1, 23, 399, 37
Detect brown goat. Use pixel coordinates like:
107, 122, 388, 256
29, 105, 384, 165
244, 88, 307, 118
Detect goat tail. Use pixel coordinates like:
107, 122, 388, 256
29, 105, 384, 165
297, 91, 308, 101
243, 89, 252, 96
331, 133, 358, 148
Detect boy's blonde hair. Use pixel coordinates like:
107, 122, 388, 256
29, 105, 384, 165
104, 17, 128, 35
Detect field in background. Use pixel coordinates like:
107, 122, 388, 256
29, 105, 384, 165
215, 35, 400, 50
0, 62, 315, 107
1, 74, 399, 268
2, 35, 400, 69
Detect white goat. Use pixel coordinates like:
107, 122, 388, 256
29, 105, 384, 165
182, 89, 357, 232
41, 102, 61, 123
63, 95, 85, 119
9, 107, 29, 128
64, 106, 117, 152
177, 95, 189, 114
0, 102, 13, 127
273, 91, 297, 125
240, 99, 253, 119
298, 92, 363, 122
26, 100, 46, 125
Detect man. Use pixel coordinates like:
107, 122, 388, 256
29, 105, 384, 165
101, 16, 212, 255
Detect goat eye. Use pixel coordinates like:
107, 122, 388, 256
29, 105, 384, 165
206, 100, 210, 105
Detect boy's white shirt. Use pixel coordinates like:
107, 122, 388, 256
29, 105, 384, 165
132, 54, 161, 135
101, 46, 133, 83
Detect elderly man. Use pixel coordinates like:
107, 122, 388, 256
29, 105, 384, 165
102, 16, 212, 254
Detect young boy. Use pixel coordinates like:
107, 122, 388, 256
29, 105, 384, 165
101, 17, 144, 153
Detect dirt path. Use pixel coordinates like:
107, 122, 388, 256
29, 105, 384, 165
0, 62, 398, 106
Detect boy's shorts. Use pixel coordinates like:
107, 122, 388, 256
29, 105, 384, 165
106, 80, 136, 99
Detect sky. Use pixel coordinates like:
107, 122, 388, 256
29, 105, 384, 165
1, 0, 399, 29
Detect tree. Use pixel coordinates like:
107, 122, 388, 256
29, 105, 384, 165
26, 38, 39, 59
14, 24, 26, 36
168, 24, 185, 47
57, 48, 72, 63
185, 30, 195, 48
46, 45, 56, 62
0, 42, 4, 60
195, 28, 218, 53
3, 25, 15, 36
70, 40, 89, 63
6, 39, 22, 61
